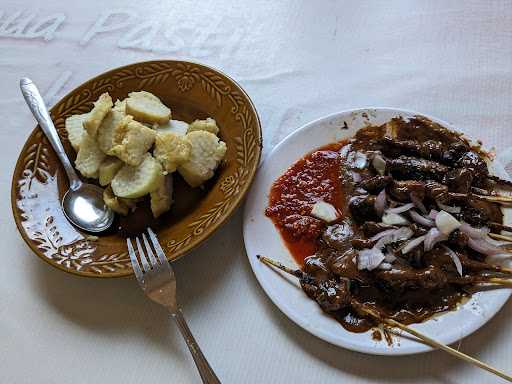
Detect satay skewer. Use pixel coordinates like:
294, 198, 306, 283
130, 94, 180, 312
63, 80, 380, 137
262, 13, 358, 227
449, 192, 512, 205
488, 233, 512, 243
258, 255, 512, 382
489, 222, 512, 233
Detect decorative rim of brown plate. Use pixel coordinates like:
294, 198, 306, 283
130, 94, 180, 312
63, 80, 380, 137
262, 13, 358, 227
11, 60, 262, 278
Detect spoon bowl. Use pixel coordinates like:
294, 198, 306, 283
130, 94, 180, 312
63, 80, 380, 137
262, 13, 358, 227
62, 184, 114, 233
20, 77, 114, 233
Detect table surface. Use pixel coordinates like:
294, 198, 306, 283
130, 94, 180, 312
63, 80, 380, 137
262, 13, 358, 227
2, 1, 512, 383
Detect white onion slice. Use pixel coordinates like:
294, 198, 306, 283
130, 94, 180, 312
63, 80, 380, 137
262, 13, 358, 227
429, 209, 439, 220
374, 189, 387, 216
347, 151, 368, 169
357, 248, 385, 271
374, 227, 414, 249
372, 153, 387, 175
351, 172, 362, 183
459, 223, 490, 239
435, 210, 461, 235
410, 192, 427, 214
378, 262, 393, 270
386, 203, 415, 214
442, 245, 463, 276
382, 212, 410, 225
370, 228, 397, 242
424, 227, 448, 251
436, 201, 461, 214
310, 200, 339, 222
468, 237, 505, 256
339, 144, 352, 158
401, 235, 427, 254
409, 210, 435, 227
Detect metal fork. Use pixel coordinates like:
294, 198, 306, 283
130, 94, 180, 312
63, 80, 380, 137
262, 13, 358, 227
127, 228, 220, 384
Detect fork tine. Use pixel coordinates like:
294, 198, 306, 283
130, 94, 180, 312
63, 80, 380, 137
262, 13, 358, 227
142, 233, 159, 267
136, 237, 151, 272
147, 228, 169, 266
127, 238, 144, 282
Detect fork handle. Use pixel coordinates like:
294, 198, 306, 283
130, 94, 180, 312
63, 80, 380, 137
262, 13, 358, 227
172, 309, 221, 384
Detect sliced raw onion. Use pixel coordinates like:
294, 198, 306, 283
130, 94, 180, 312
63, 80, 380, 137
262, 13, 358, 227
372, 153, 387, 175
442, 245, 463, 276
424, 227, 448, 251
348, 151, 367, 169
374, 189, 387, 217
435, 210, 461, 235
351, 172, 362, 183
384, 253, 397, 262
382, 212, 410, 226
468, 237, 505, 256
428, 209, 439, 220
436, 201, 461, 214
386, 203, 415, 214
339, 144, 352, 158
401, 235, 427, 254
311, 200, 339, 223
357, 248, 385, 271
409, 210, 434, 227
410, 192, 427, 214
370, 228, 397, 242
459, 223, 490, 239
378, 262, 393, 270
374, 227, 414, 249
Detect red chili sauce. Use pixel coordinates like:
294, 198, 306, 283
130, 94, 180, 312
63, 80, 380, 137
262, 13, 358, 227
265, 142, 347, 265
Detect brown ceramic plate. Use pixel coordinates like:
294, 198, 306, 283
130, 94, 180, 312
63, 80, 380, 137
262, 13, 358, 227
12, 60, 262, 278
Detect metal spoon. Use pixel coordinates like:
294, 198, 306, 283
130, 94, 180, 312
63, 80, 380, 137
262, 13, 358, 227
20, 77, 114, 233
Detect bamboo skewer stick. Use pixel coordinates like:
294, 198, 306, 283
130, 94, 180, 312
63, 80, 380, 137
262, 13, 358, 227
485, 277, 512, 287
258, 255, 512, 382
489, 233, 512, 242
475, 195, 512, 205
448, 192, 512, 205
355, 302, 512, 382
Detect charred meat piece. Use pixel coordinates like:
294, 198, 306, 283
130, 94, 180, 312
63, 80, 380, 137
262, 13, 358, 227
304, 255, 329, 279
378, 136, 469, 165
460, 207, 489, 227
328, 249, 362, 281
379, 137, 445, 161
387, 156, 450, 181
348, 195, 378, 223
455, 198, 502, 226
358, 175, 392, 194
443, 168, 474, 194
388, 180, 425, 202
375, 265, 448, 290
442, 141, 470, 164
466, 198, 503, 225
388, 180, 449, 202
447, 230, 469, 249
424, 181, 449, 201
455, 151, 489, 187
300, 276, 350, 312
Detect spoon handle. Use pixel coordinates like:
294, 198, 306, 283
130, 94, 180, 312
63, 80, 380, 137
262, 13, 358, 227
20, 78, 81, 190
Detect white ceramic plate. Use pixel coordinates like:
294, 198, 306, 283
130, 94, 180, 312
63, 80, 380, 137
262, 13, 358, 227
243, 107, 512, 355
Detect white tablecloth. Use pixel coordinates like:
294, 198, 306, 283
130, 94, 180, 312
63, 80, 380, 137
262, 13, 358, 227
2, 1, 512, 383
